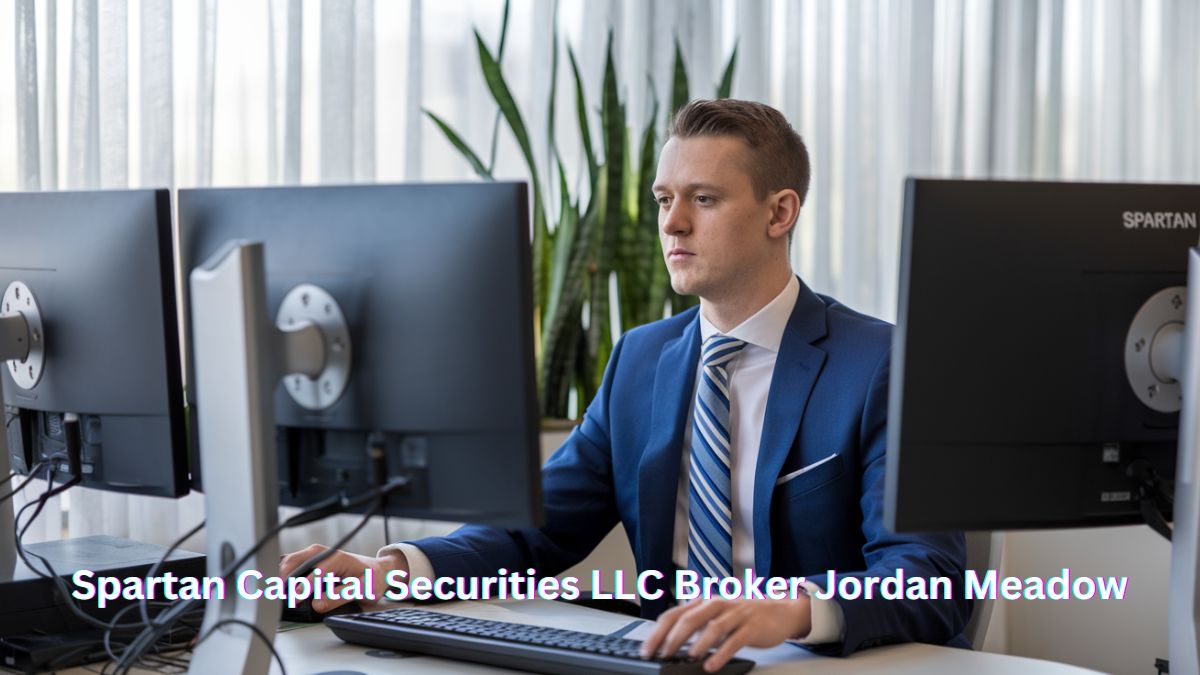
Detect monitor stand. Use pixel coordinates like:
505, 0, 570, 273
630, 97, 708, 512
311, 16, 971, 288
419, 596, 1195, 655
0, 308, 36, 579
187, 241, 336, 675
1170, 246, 1200, 673
1, 431, 13, 578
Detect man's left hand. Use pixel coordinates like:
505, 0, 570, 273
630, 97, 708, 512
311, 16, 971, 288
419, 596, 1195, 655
639, 597, 812, 672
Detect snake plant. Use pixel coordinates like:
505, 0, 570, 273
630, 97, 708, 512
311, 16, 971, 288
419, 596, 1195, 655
426, 3, 737, 419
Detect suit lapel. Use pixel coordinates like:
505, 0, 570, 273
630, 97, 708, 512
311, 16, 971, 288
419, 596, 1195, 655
752, 279, 828, 576
637, 312, 700, 585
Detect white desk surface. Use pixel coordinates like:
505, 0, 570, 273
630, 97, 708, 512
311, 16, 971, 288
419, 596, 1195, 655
269, 600, 1105, 675
67, 599, 1106, 675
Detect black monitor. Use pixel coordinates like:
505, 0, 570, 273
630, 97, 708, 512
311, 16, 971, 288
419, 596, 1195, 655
887, 179, 1195, 531
0, 189, 189, 498
177, 183, 542, 528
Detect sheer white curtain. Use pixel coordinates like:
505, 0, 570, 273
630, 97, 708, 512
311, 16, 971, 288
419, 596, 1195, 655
3, 0, 1200, 552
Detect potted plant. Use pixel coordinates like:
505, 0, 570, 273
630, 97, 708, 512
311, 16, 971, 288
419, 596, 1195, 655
427, 2, 736, 422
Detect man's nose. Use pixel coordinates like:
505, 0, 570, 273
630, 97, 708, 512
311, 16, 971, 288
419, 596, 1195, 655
661, 203, 689, 237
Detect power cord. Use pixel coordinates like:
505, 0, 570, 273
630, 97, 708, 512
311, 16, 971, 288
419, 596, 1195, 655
1128, 459, 1173, 542
111, 477, 408, 673
0, 460, 48, 505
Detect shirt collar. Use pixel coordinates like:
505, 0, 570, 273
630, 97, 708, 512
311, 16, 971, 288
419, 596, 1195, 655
698, 275, 800, 353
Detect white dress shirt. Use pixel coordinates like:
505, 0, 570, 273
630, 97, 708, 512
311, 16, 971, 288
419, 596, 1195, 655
386, 275, 843, 644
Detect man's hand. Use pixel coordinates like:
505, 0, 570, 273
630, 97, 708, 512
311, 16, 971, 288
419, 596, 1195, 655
639, 598, 812, 672
278, 544, 409, 613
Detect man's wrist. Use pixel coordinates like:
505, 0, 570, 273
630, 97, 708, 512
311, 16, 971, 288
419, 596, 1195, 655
378, 547, 409, 575
790, 591, 814, 640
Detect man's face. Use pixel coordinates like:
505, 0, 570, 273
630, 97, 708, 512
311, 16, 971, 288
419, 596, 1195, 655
652, 135, 777, 303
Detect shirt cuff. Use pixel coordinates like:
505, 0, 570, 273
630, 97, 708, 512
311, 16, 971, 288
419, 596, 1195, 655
377, 542, 435, 580
792, 580, 845, 645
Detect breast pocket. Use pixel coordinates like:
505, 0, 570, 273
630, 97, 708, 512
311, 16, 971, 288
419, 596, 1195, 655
774, 452, 845, 501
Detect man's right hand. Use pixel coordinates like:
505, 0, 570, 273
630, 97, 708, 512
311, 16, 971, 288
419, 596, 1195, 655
279, 544, 409, 613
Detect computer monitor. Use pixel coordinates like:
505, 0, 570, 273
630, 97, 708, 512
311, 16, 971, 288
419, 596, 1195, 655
0, 189, 189, 498
177, 183, 542, 528
887, 178, 1195, 531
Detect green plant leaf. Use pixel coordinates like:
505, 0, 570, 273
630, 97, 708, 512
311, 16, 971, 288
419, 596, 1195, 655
475, 31, 541, 196
546, 4, 560, 179
567, 46, 599, 187
474, 29, 550, 333
717, 41, 738, 99
546, 152, 576, 326
541, 196, 599, 418
638, 89, 664, 327
424, 110, 493, 180
486, 0, 513, 173
670, 38, 689, 117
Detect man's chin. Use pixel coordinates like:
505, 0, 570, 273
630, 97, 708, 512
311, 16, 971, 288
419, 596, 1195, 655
669, 278, 694, 297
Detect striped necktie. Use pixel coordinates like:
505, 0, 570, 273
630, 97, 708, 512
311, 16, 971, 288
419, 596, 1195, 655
687, 334, 748, 580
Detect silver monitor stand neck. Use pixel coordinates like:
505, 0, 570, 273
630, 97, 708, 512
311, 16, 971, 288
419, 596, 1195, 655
187, 241, 334, 675
1170, 247, 1200, 675
0, 414, 13, 579
187, 242, 283, 675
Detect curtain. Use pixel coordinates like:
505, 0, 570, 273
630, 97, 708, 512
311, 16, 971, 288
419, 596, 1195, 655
4, 0, 1200, 557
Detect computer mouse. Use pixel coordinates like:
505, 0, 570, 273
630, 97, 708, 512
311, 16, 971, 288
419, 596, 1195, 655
280, 598, 363, 623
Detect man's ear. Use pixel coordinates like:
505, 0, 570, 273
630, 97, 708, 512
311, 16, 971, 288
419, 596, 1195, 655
767, 189, 801, 241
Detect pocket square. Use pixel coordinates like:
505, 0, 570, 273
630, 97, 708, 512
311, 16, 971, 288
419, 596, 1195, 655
775, 453, 839, 486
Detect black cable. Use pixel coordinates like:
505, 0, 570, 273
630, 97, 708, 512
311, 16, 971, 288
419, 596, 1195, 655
1129, 459, 1173, 542
12, 467, 118, 632
0, 460, 47, 505
120, 484, 401, 668
1, 470, 16, 486
115, 478, 408, 671
137, 520, 205, 630
9, 468, 202, 675
286, 500, 383, 579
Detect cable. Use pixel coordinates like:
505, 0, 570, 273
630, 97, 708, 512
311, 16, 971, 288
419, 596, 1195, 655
0, 460, 47, 505
102, 601, 202, 673
1, 469, 16, 486
12, 465, 117, 633
286, 500, 383, 579
137, 520, 205, 630
1129, 459, 1173, 542
114, 478, 408, 672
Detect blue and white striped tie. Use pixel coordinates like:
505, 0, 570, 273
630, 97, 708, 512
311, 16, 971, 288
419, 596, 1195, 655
687, 335, 747, 580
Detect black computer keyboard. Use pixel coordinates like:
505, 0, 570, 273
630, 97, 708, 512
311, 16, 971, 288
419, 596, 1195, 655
325, 607, 756, 674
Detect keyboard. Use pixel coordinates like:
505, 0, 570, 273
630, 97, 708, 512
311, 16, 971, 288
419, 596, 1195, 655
325, 608, 756, 674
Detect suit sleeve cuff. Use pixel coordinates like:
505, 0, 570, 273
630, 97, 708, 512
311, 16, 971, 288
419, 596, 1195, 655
792, 580, 845, 645
377, 542, 436, 580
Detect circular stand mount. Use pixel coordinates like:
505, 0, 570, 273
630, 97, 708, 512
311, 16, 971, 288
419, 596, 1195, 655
2, 281, 45, 390
1125, 286, 1187, 413
276, 284, 352, 410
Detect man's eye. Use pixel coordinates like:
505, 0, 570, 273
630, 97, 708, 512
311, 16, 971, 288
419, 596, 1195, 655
656, 196, 670, 208
696, 195, 714, 205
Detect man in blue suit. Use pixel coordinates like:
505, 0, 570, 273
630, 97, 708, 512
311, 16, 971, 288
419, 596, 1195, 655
282, 99, 969, 669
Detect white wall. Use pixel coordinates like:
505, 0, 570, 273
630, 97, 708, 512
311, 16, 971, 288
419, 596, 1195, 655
1000, 526, 1170, 675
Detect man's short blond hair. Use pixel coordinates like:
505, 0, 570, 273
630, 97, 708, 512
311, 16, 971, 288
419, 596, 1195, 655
669, 99, 811, 207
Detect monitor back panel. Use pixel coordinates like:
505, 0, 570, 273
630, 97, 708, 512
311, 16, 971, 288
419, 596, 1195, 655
888, 179, 1197, 530
178, 183, 541, 527
0, 190, 187, 497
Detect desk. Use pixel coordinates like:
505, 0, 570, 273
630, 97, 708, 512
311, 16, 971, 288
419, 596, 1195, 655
270, 599, 1105, 675
65, 599, 1105, 675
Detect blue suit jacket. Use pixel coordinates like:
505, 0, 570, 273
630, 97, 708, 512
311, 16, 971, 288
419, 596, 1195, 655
411, 278, 970, 656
